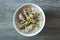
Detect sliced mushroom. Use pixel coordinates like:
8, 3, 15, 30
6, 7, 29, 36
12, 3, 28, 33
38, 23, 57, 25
19, 14, 24, 20
17, 23, 25, 30
19, 14, 26, 24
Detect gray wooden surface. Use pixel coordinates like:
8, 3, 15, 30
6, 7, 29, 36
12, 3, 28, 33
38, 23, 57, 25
0, 0, 60, 40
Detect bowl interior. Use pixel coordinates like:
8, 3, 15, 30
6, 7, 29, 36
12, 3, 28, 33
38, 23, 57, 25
13, 4, 45, 36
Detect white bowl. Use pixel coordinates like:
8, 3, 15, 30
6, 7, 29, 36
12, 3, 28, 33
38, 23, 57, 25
13, 3, 45, 37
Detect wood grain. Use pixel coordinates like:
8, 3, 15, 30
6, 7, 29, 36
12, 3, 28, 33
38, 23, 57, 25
45, 18, 60, 27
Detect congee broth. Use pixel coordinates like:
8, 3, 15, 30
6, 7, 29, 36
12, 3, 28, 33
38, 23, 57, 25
15, 5, 42, 33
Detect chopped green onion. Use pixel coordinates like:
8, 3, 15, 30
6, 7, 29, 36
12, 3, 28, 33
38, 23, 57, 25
29, 8, 32, 12
36, 13, 40, 16
35, 22, 40, 28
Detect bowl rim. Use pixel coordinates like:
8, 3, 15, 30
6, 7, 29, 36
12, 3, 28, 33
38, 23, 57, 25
13, 3, 45, 37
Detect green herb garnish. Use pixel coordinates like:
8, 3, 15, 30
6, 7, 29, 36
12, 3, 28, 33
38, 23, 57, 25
35, 22, 40, 28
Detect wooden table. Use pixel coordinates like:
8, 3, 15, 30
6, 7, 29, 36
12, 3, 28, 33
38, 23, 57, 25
0, 0, 60, 40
